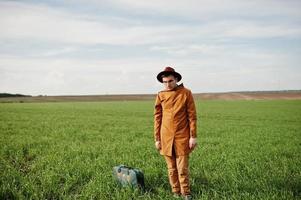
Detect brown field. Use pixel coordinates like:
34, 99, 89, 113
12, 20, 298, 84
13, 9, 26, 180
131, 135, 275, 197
195, 91, 301, 100
0, 91, 301, 103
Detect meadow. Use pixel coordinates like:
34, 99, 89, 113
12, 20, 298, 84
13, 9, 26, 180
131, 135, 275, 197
0, 100, 300, 199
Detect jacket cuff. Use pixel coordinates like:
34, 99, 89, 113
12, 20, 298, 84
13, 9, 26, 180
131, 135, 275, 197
190, 133, 197, 138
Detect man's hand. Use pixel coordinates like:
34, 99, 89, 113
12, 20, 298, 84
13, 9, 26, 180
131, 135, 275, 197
155, 141, 161, 150
189, 137, 197, 150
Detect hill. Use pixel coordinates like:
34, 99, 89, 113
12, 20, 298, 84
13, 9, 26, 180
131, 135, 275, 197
0, 91, 300, 103
0, 93, 32, 98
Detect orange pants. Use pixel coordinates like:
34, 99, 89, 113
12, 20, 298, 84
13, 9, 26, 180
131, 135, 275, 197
164, 151, 190, 195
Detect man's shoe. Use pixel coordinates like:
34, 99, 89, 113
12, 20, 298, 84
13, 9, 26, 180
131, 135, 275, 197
182, 194, 192, 200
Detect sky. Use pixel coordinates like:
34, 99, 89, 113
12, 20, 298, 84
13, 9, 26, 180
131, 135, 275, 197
0, 0, 300, 95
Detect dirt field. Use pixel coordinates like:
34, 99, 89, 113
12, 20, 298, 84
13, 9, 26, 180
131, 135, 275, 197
195, 91, 301, 100
0, 91, 301, 103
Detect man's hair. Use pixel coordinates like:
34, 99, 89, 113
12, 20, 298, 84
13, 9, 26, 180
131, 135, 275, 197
161, 73, 177, 80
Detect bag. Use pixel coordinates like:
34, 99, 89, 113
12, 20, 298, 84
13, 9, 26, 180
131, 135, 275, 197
113, 165, 145, 189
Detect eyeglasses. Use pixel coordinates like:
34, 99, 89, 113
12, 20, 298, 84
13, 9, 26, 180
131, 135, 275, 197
163, 80, 175, 84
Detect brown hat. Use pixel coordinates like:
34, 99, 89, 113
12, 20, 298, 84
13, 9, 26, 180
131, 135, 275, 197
157, 67, 182, 83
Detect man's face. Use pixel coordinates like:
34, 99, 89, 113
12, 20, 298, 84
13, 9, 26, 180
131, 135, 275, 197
162, 75, 177, 91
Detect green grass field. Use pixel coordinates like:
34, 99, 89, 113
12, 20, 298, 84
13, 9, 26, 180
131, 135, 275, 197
0, 100, 300, 199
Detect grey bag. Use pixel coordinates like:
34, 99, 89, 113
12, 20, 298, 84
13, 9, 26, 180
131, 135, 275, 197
113, 165, 145, 189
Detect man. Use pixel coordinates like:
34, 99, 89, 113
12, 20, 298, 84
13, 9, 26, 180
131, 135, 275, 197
154, 67, 197, 200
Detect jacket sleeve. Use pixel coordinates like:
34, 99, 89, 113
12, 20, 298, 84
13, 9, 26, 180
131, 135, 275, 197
154, 93, 162, 142
187, 90, 197, 138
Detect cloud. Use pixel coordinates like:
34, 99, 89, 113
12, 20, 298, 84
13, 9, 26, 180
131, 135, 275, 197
0, 54, 164, 95
0, 0, 300, 95
0, 52, 300, 95
222, 22, 301, 38
0, 1, 194, 45
102, 0, 301, 19
150, 44, 227, 56
40, 47, 79, 57
1, 0, 300, 49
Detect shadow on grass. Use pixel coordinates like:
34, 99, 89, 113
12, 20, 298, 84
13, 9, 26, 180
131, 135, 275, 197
190, 171, 211, 197
270, 176, 301, 198
144, 171, 170, 195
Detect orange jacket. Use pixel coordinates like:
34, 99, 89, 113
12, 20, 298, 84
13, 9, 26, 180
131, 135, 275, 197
154, 84, 197, 156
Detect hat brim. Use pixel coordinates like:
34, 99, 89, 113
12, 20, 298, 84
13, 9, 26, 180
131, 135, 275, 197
157, 71, 182, 83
